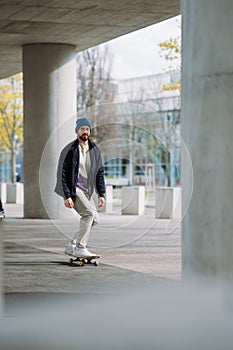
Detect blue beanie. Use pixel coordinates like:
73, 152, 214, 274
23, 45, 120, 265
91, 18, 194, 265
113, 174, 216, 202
75, 118, 92, 133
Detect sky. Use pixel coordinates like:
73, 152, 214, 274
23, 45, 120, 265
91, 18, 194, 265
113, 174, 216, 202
104, 15, 181, 80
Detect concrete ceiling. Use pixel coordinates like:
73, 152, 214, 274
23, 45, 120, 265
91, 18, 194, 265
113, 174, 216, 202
0, 0, 179, 79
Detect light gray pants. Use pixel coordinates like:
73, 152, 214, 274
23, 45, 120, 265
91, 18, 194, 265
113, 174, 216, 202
73, 188, 99, 248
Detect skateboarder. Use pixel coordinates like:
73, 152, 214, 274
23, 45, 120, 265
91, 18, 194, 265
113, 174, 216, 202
55, 117, 105, 258
0, 198, 5, 217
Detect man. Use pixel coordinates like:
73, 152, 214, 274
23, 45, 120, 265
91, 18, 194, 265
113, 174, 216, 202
55, 117, 105, 258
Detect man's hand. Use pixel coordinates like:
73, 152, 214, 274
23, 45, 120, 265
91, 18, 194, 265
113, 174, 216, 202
98, 197, 105, 207
64, 197, 74, 208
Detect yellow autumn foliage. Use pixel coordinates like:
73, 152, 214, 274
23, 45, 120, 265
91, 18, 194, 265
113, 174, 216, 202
159, 36, 181, 92
162, 81, 181, 92
0, 73, 23, 152
159, 37, 181, 61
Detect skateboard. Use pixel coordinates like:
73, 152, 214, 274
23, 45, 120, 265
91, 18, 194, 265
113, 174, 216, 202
69, 255, 100, 267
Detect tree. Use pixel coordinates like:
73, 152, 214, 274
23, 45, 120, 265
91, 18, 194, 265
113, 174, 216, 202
111, 90, 159, 186
0, 73, 23, 183
76, 45, 114, 111
156, 104, 181, 187
157, 22, 182, 185
158, 21, 181, 92
76, 45, 116, 144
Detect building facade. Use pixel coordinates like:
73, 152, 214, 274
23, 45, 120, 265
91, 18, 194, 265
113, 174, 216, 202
102, 71, 181, 187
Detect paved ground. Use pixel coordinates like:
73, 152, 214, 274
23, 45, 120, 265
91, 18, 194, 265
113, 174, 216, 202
1, 203, 181, 315
2, 205, 233, 350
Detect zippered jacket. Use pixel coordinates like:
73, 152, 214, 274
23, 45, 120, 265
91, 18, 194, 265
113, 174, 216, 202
54, 139, 105, 200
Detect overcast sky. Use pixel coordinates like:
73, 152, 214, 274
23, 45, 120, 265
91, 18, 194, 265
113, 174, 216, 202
104, 15, 181, 80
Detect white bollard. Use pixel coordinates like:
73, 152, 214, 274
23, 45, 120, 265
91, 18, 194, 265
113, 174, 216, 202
98, 185, 113, 213
122, 186, 145, 215
155, 187, 181, 219
0, 182, 7, 203
6, 183, 24, 204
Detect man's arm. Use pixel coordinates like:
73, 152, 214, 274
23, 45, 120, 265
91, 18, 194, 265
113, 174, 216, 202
96, 164, 106, 199
64, 197, 74, 208
98, 196, 105, 207
54, 143, 73, 199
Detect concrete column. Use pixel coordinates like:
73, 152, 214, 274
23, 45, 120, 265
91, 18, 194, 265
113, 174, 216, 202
181, 1, 233, 281
23, 44, 76, 218
0, 221, 3, 317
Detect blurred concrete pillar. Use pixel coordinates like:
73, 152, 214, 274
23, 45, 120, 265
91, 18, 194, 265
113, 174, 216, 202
23, 44, 76, 218
0, 221, 3, 317
181, 1, 233, 281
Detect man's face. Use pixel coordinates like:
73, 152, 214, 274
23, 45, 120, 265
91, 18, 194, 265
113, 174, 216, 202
77, 125, 90, 142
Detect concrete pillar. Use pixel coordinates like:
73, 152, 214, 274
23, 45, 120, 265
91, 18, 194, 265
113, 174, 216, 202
0, 220, 3, 317
23, 44, 76, 218
181, 0, 233, 281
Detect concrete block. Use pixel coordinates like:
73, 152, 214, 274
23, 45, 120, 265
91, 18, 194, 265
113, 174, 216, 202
0, 182, 7, 203
6, 183, 24, 204
155, 187, 181, 219
98, 185, 113, 213
122, 186, 145, 215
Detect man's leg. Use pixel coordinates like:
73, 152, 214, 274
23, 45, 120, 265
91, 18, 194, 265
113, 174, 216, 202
73, 188, 99, 248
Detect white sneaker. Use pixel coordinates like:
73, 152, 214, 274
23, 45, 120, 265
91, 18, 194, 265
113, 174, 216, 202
65, 240, 96, 258
64, 240, 77, 256
73, 247, 96, 258
82, 248, 96, 257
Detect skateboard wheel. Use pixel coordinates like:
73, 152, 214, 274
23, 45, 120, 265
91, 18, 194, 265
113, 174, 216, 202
95, 261, 100, 266
83, 259, 88, 264
70, 258, 74, 264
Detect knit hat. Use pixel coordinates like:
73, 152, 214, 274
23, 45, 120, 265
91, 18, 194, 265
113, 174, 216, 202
75, 118, 92, 133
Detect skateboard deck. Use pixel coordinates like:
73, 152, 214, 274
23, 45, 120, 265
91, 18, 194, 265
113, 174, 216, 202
69, 255, 100, 267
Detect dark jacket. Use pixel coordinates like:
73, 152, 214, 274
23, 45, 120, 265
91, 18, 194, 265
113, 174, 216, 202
54, 139, 105, 201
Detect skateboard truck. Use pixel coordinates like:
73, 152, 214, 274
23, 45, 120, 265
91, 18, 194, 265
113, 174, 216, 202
69, 256, 100, 267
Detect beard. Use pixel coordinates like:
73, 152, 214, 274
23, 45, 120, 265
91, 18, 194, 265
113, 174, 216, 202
79, 134, 89, 142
